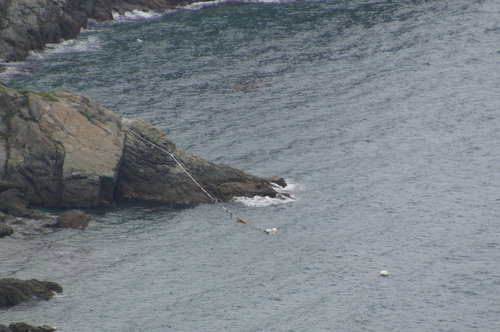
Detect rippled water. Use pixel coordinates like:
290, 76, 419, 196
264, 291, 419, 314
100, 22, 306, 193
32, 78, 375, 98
2, 1, 500, 331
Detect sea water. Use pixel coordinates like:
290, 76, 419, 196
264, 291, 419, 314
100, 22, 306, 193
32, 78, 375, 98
2, 0, 500, 331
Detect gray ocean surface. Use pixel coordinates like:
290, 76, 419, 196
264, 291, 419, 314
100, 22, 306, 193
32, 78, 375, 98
2, 0, 500, 331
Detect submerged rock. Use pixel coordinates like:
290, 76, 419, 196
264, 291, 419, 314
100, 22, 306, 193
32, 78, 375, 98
0, 222, 13, 237
56, 210, 90, 229
0, 85, 278, 212
0, 278, 63, 307
1, 323, 56, 332
265, 176, 287, 188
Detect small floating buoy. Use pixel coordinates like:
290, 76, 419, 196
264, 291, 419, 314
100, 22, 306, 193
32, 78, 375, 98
265, 228, 278, 235
237, 217, 253, 224
380, 270, 389, 276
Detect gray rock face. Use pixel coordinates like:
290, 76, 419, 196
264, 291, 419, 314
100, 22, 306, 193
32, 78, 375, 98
0, 0, 94, 62
1, 87, 124, 209
5, 323, 55, 332
0, 85, 278, 211
116, 119, 276, 204
0, 278, 63, 307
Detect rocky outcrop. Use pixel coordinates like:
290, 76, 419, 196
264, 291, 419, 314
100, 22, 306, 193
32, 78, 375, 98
0, 0, 94, 63
56, 209, 89, 228
116, 119, 276, 204
0, 0, 202, 65
0, 85, 278, 212
0, 222, 13, 236
0, 278, 63, 307
0, 322, 55, 332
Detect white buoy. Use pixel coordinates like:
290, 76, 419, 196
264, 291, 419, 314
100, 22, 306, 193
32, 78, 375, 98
380, 270, 389, 276
265, 228, 278, 235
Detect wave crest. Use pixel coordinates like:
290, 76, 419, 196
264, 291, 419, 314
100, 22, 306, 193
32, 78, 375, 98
233, 180, 301, 207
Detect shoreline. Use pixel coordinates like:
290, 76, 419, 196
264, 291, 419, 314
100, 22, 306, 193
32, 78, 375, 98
0, 0, 210, 69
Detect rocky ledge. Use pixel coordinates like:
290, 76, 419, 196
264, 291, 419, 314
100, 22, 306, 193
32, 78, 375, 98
0, 278, 63, 307
0, 322, 56, 332
0, 0, 202, 65
0, 85, 281, 217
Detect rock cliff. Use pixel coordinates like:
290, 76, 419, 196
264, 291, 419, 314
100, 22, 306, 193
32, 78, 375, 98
0, 0, 197, 65
0, 85, 277, 214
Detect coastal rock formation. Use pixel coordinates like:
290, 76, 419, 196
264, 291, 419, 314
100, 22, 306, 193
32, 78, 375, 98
0, 222, 13, 237
117, 119, 276, 204
0, 85, 278, 212
0, 0, 94, 62
0, 323, 55, 332
56, 209, 90, 228
0, 0, 202, 64
0, 278, 63, 307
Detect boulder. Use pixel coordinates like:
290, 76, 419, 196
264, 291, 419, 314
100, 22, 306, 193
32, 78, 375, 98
56, 210, 89, 229
0, 85, 279, 210
8, 322, 55, 332
0, 278, 63, 307
265, 176, 287, 188
0, 222, 13, 237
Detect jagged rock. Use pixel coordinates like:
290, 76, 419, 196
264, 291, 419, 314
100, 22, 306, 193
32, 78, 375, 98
265, 176, 287, 188
0, 85, 278, 210
0, 278, 63, 307
0, 0, 94, 63
0, 325, 11, 332
0, 222, 13, 237
8, 322, 55, 332
56, 209, 89, 228
116, 119, 277, 203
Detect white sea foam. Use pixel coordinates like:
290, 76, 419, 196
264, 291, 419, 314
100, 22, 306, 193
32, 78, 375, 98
112, 10, 165, 21
0, 59, 39, 81
183, 0, 293, 10
183, 0, 226, 10
233, 180, 301, 207
44, 35, 102, 55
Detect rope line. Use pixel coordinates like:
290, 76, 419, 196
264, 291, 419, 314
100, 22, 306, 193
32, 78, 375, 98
128, 129, 390, 277
128, 129, 257, 227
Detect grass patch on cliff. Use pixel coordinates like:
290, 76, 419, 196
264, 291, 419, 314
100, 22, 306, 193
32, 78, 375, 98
78, 110, 91, 121
16, 89, 59, 102
36, 91, 59, 102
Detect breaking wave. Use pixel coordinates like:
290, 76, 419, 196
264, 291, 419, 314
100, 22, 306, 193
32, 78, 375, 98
43, 35, 102, 55
111, 10, 166, 21
233, 181, 301, 207
183, 0, 294, 11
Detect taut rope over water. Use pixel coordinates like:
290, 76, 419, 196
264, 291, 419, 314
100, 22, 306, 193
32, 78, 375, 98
127, 129, 256, 226
128, 130, 391, 275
